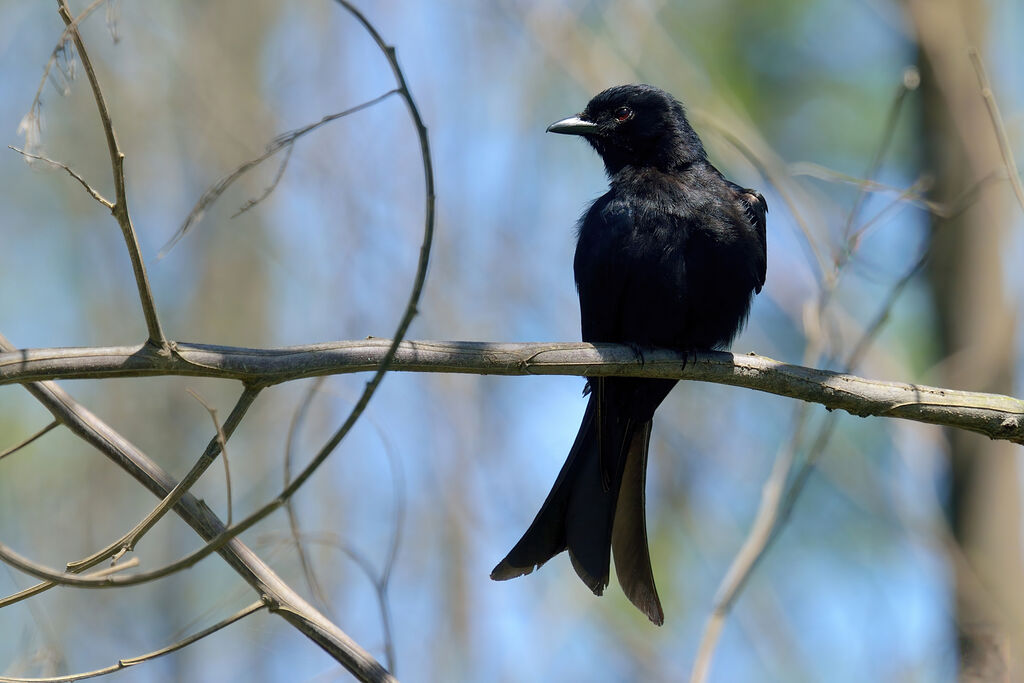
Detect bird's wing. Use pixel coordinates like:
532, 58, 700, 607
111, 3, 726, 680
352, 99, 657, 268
735, 188, 768, 293
574, 196, 634, 490
574, 197, 629, 344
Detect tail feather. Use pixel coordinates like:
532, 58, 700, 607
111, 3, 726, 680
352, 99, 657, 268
489, 396, 601, 582
491, 378, 671, 625
611, 422, 664, 625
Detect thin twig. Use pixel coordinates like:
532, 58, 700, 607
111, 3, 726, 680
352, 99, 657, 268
792, 161, 1000, 221
186, 389, 234, 527
791, 161, 936, 208
65, 385, 260, 572
0, 421, 59, 462
231, 142, 295, 218
283, 382, 405, 672
283, 377, 334, 617
689, 429, 796, 683
968, 47, 1024, 216
7, 146, 112, 208
158, 88, 400, 258
17, 0, 105, 163
0, 601, 265, 683
0, 558, 136, 610
24, 0, 106, 136
265, 529, 403, 672
840, 68, 918, 243
56, 0, 165, 347
373, 423, 404, 673
847, 176, 930, 247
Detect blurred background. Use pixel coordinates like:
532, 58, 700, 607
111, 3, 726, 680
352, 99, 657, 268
1, 0, 1023, 681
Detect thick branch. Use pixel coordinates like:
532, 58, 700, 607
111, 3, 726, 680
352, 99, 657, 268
2, 339, 1021, 444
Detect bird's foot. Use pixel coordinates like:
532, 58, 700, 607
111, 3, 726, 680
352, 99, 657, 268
627, 342, 646, 368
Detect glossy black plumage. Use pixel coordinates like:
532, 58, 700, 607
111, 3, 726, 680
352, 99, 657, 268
490, 84, 767, 625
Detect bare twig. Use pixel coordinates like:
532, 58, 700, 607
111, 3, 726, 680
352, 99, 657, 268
0, 559, 137, 610
792, 161, 1000, 221
7, 146, 112, 208
847, 176, 931, 247
0, 421, 59, 463
840, 67, 918, 243
264, 528, 403, 673
56, 0, 165, 347
689, 432, 795, 683
20, 0, 106, 155
968, 47, 1024, 215
0, 601, 265, 683
186, 389, 234, 527
282, 382, 405, 672
231, 143, 295, 218
283, 378, 334, 617
65, 385, 260, 572
158, 88, 400, 258
373, 424, 404, 673
790, 161, 936, 207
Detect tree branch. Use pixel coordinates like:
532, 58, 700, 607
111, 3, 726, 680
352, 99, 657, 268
1, 339, 1021, 444
56, 0, 165, 348
0, 601, 265, 683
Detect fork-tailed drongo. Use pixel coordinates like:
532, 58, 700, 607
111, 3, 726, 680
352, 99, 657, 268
490, 84, 767, 625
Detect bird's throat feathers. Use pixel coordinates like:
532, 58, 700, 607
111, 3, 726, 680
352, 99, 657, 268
592, 125, 707, 177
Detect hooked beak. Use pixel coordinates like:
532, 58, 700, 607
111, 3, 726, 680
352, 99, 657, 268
546, 115, 599, 136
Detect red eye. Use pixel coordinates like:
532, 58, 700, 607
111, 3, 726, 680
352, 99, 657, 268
615, 107, 632, 122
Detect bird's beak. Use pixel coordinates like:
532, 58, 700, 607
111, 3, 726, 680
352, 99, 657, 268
546, 116, 598, 136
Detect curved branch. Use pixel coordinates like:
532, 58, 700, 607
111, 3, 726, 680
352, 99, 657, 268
0, 601, 265, 683
1, 339, 1022, 443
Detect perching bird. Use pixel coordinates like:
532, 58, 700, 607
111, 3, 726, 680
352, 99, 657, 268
490, 85, 767, 625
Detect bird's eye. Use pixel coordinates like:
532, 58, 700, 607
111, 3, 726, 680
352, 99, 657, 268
614, 106, 632, 122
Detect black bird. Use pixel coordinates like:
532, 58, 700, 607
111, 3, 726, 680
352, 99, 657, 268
490, 85, 767, 625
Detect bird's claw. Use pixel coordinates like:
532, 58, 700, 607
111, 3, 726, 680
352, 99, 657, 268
627, 342, 646, 368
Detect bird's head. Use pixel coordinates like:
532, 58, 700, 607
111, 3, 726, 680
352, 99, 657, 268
547, 84, 706, 175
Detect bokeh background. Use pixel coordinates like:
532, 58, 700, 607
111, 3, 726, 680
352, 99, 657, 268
1, 1, 1023, 681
